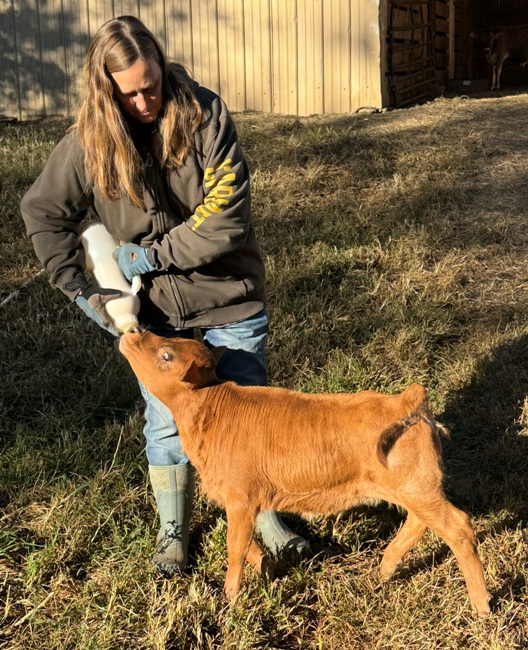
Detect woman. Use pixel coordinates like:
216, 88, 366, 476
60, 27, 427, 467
21, 15, 309, 576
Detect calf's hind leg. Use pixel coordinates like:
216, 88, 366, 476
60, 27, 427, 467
408, 499, 491, 616
380, 511, 427, 580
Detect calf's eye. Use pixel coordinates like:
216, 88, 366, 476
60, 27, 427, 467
161, 351, 173, 362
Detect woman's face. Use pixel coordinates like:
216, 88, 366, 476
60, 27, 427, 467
111, 58, 163, 123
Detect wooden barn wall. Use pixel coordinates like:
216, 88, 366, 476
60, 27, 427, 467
384, 0, 485, 107
433, 0, 450, 82
385, 0, 439, 107
0, 0, 384, 120
433, 0, 470, 82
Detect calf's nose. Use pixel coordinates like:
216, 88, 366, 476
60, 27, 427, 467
128, 326, 144, 335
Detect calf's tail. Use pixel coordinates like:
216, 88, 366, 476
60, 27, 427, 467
376, 384, 430, 468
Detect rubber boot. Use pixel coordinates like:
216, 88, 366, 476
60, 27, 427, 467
149, 464, 195, 577
256, 510, 311, 557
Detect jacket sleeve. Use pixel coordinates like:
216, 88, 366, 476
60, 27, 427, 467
151, 100, 252, 271
20, 133, 92, 301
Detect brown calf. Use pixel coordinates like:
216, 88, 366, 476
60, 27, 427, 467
483, 25, 528, 89
119, 328, 491, 616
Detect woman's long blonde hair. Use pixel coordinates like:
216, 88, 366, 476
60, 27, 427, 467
75, 15, 202, 208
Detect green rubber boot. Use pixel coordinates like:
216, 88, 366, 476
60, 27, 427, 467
256, 510, 311, 557
149, 464, 195, 577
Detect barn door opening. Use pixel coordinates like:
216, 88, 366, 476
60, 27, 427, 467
387, 0, 436, 107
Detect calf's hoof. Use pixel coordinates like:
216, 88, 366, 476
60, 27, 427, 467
224, 580, 241, 601
379, 564, 398, 582
474, 593, 492, 618
379, 553, 404, 582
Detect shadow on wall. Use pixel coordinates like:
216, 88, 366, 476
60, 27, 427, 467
0, 2, 206, 120
0, 2, 189, 120
1, 6, 87, 119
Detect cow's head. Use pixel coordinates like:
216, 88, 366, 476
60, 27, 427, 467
119, 327, 220, 403
470, 29, 500, 63
483, 29, 502, 63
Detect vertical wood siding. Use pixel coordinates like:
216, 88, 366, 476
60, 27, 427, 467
0, 0, 383, 120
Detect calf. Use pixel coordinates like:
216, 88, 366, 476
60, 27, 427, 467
484, 25, 528, 89
119, 328, 491, 616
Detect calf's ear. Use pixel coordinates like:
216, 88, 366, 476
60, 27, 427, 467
181, 360, 217, 388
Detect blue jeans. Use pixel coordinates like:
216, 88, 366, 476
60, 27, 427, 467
139, 309, 268, 466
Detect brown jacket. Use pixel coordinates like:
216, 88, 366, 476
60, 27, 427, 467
20, 85, 266, 329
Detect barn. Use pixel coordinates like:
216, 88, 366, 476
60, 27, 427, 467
1, 0, 527, 121
385, 0, 528, 108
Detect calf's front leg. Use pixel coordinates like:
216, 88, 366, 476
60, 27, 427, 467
493, 60, 504, 90
223, 503, 257, 599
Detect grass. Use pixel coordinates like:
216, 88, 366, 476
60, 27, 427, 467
1, 95, 528, 649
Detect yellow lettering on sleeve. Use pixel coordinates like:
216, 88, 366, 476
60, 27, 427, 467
192, 159, 235, 231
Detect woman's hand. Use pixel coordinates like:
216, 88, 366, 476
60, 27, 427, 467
112, 244, 158, 281
72, 273, 122, 336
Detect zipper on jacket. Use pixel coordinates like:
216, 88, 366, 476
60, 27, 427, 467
167, 274, 186, 328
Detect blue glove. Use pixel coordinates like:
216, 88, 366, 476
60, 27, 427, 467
112, 244, 158, 282
67, 273, 122, 337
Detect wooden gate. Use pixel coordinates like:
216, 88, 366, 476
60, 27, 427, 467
387, 0, 436, 107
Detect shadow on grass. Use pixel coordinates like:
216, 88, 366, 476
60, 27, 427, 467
439, 333, 528, 522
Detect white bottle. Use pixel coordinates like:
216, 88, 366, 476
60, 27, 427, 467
81, 223, 141, 333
